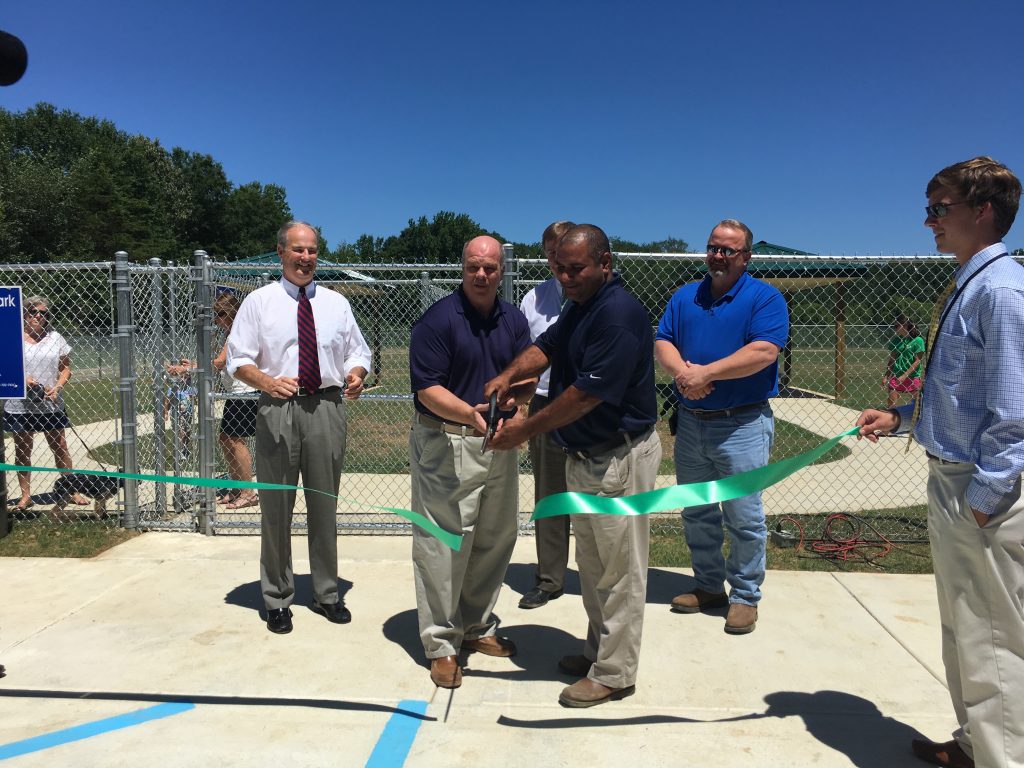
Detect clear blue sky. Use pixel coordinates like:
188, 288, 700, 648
4, 0, 1023, 254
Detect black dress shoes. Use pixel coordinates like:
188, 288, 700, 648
266, 607, 293, 634
312, 600, 352, 624
519, 587, 563, 609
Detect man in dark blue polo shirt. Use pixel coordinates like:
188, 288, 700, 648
487, 224, 661, 708
655, 219, 788, 635
408, 235, 533, 690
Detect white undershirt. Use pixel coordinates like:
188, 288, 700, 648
519, 277, 563, 397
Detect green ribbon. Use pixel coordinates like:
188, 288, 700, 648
0, 463, 463, 552
533, 426, 860, 520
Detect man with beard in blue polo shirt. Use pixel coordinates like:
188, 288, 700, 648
408, 235, 534, 690
487, 224, 661, 708
654, 219, 788, 636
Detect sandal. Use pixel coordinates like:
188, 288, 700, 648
224, 493, 259, 509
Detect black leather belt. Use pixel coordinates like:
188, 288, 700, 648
564, 426, 653, 460
683, 401, 767, 420
294, 385, 342, 398
925, 451, 965, 466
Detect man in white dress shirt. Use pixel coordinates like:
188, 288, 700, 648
518, 220, 574, 609
228, 220, 372, 634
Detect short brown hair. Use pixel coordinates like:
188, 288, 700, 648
926, 156, 1021, 239
542, 220, 575, 245
712, 219, 753, 251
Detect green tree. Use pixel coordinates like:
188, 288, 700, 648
221, 182, 291, 260
377, 211, 504, 263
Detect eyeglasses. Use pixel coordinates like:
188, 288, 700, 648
925, 201, 968, 218
26, 309, 49, 317
706, 245, 748, 258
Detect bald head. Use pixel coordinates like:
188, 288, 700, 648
462, 235, 504, 266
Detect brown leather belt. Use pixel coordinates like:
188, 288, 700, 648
415, 412, 485, 438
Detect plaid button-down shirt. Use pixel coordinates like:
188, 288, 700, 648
896, 243, 1024, 514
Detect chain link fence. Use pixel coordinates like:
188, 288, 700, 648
6, 251, 1006, 546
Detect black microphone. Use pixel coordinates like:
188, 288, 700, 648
0, 30, 28, 86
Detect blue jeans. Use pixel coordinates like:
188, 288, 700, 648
674, 405, 774, 606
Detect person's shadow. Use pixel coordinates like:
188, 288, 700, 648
759, 690, 925, 767
225, 576, 353, 618
382, 608, 581, 682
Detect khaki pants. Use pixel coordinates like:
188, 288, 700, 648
255, 391, 346, 610
410, 420, 519, 659
567, 428, 662, 689
927, 460, 1024, 768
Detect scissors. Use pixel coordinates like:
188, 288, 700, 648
481, 391, 499, 453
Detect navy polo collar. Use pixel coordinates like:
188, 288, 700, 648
455, 285, 504, 320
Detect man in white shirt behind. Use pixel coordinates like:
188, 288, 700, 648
228, 220, 371, 634
518, 220, 575, 609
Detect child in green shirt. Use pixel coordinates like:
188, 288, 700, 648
885, 314, 925, 408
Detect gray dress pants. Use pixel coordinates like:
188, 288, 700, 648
528, 395, 570, 593
410, 420, 519, 659
255, 391, 346, 610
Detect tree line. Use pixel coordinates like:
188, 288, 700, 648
1, 104, 688, 265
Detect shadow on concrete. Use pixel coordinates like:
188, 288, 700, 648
224, 575, 354, 616
0, 688, 434, 720
462, 623, 584, 683
502, 563, 581, 597
498, 713, 706, 728
382, 609, 582, 682
498, 689, 922, 750
760, 690, 924, 767
382, 609, 423, 665
646, 568, 699, 606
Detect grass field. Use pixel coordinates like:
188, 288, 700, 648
86, 402, 849, 477
650, 504, 932, 574
0, 521, 139, 558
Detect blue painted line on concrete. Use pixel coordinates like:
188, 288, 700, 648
0, 701, 194, 760
365, 699, 428, 768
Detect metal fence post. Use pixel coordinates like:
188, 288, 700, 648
114, 250, 139, 528
194, 251, 216, 535
148, 258, 167, 517
502, 243, 516, 304
419, 271, 431, 314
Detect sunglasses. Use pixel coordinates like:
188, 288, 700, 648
925, 201, 968, 218
706, 245, 748, 259
26, 309, 49, 317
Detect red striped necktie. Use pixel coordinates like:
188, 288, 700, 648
297, 285, 321, 393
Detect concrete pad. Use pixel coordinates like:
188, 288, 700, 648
0, 534, 954, 767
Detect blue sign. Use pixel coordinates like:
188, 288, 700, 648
0, 287, 26, 399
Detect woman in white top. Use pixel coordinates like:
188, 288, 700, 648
211, 292, 258, 509
3, 295, 89, 512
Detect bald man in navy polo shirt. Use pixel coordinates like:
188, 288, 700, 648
408, 235, 534, 690
487, 224, 662, 708
655, 219, 788, 636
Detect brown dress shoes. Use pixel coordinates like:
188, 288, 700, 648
559, 677, 635, 708
429, 655, 462, 689
462, 635, 517, 657
911, 738, 974, 768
